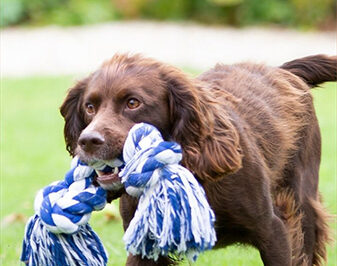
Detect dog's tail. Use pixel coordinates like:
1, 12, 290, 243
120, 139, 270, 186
280, 55, 337, 87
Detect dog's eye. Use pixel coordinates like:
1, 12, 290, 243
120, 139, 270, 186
85, 103, 96, 115
127, 98, 141, 109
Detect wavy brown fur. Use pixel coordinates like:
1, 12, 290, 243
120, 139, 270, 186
274, 190, 306, 266
310, 195, 332, 266
162, 67, 243, 180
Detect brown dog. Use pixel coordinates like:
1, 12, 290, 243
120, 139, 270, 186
60, 54, 336, 265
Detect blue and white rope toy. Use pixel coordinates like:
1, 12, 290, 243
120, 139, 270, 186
21, 122, 216, 265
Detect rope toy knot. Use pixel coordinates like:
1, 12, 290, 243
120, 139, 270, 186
121, 124, 182, 197
36, 159, 107, 234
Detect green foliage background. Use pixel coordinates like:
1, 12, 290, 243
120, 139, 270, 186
1, 0, 336, 28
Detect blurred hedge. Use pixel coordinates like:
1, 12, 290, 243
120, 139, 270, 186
1, 0, 335, 28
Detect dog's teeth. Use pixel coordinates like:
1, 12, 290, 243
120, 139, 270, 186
114, 167, 119, 174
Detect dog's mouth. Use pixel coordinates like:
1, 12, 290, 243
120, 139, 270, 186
96, 166, 121, 189
88, 157, 125, 191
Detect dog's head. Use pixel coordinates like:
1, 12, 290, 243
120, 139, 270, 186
60, 54, 242, 181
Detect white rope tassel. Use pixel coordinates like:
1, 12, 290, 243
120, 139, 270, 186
120, 123, 217, 261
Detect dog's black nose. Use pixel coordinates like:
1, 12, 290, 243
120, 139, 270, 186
78, 131, 105, 152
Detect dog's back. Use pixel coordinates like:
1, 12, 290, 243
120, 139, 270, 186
198, 61, 312, 182
199, 55, 336, 184
198, 55, 336, 265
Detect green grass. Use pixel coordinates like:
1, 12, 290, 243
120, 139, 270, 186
1, 76, 336, 265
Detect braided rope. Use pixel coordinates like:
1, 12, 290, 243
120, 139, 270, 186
35, 158, 107, 234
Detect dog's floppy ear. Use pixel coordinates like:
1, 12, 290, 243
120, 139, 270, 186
60, 78, 88, 156
161, 66, 242, 181
160, 67, 204, 151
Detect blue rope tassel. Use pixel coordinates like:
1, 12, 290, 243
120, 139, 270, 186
21, 215, 108, 266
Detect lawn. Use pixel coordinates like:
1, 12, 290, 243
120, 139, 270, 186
1, 76, 336, 265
